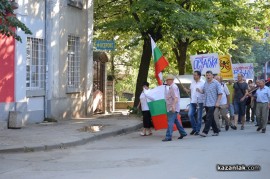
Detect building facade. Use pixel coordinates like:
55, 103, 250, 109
0, 0, 97, 128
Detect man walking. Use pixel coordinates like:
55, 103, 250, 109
162, 74, 187, 141
184, 71, 205, 135
197, 71, 222, 137
254, 79, 270, 133
233, 73, 248, 130
214, 76, 237, 131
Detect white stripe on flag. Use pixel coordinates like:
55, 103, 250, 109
158, 72, 163, 83
150, 37, 156, 57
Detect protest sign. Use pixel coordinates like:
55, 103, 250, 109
219, 55, 233, 79
190, 53, 220, 75
232, 63, 254, 80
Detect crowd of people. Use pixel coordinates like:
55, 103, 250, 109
137, 71, 270, 141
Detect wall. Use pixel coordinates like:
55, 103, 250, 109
46, 0, 94, 119
115, 101, 134, 109
1, 0, 94, 124
14, 0, 46, 123
0, 33, 15, 127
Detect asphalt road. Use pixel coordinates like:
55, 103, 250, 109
0, 123, 269, 179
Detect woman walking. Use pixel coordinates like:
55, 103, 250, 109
137, 82, 153, 136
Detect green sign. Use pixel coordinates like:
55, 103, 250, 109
95, 40, 115, 51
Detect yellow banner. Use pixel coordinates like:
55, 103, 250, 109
219, 55, 233, 79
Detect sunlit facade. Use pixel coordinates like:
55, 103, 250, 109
0, 0, 95, 127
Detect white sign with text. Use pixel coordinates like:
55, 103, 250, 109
190, 53, 220, 75
232, 63, 254, 80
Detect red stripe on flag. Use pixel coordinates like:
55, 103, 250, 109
152, 114, 168, 130
152, 114, 182, 131
155, 56, 169, 75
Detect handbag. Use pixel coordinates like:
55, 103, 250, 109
236, 82, 250, 105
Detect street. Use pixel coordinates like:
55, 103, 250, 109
0, 123, 269, 179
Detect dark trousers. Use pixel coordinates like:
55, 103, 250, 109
203, 106, 219, 134
142, 110, 152, 128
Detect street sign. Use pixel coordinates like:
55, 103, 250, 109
94, 40, 115, 51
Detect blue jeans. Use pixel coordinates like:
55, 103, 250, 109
188, 103, 203, 132
165, 112, 186, 139
202, 106, 219, 134
233, 100, 246, 116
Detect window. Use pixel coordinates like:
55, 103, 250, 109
67, 0, 83, 9
26, 37, 45, 90
67, 35, 80, 90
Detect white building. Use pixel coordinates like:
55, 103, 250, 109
0, 0, 106, 128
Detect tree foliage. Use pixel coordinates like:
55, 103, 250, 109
94, 0, 269, 104
0, 0, 32, 42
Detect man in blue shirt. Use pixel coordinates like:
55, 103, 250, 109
254, 79, 270, 133
197, 71, 223, 137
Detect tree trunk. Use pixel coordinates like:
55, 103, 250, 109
173, 39, 189, 75
133, 37, 152, 108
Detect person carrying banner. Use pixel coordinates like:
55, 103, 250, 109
197, 71, 222, 137
183, 71, 204, 135
162, 74, 187, 142
254, 79, 270, 133
137, 82, 154, 136
233, 73, 249, 130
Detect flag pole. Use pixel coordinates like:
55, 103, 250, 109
173, 75, 191, 98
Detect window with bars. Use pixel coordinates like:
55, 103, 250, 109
26, 37, 45, 90
67, 35, 80, 90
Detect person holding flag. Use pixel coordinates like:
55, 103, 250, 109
149, 37, 187, 140
162, 74, 187, 142
137, 81, 154, 136
146, 36, 170, 131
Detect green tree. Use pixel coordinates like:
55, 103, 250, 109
95, 0, 169, 106
167, 0, 264, 75
252, 40, 270, 77
94, 0, 269, 107
0, 0, 32, 42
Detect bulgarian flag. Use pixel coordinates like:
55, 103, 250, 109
145, 86, 181, 130
150, 37, 169, 85
144, 85, 168, 130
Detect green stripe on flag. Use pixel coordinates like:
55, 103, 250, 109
153, 47, 163, 63
148, 99, 167, 116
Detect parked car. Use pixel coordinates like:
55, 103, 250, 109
173, 75, 206, 125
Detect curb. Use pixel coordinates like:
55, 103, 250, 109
0, 123, 143, 154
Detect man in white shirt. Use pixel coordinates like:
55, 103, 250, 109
214, 76, 236, 131
184, 71, 204, 135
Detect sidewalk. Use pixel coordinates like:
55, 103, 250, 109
0, 111, 142, 153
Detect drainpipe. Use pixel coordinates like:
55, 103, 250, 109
44, 0, 49, 119
11, 0, 18, 112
